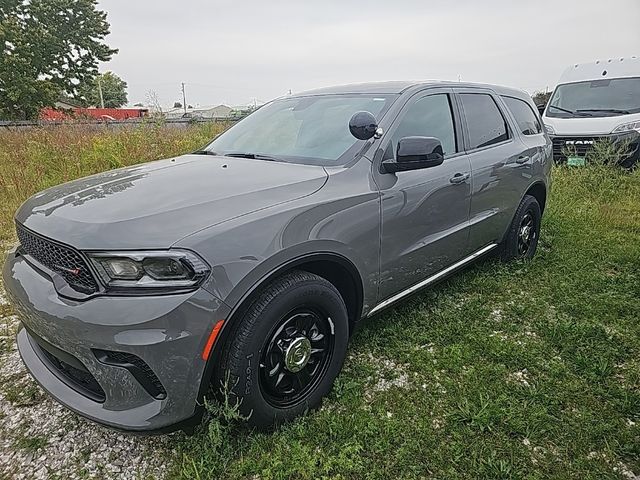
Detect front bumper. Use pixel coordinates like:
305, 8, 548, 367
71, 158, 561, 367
3, 247, 230, 432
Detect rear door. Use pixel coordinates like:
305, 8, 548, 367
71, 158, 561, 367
454, 88, 530, 250
500, 94, 548, 175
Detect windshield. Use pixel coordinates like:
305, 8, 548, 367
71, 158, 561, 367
546, 77, 640, 118
204, 94, 395, 166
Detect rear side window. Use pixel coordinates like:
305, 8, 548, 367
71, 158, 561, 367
502, 96, 542, 135
391, 94, 457, 157
459, 93, 509, 149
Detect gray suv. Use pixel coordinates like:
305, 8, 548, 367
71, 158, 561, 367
3, 81, 552, 432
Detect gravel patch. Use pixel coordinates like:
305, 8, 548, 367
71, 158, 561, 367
508, 369, 532, 387
616, 462, 639, 480
359, 353, 415, 401
0, 282, 175, 479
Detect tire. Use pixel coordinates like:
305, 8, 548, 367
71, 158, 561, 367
214, 270, 349, 429
619, 154, 639, 170
499, 194, 541, 261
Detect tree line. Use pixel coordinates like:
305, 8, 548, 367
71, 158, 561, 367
0, 0, 126, 120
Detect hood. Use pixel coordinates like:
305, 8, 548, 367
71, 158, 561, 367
543, 112, 640, 136
16, 154, 327, 249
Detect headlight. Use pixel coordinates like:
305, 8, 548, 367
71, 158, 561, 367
87, 250, 210, 291
612, 121, 640, 134
544, 124, 555, 135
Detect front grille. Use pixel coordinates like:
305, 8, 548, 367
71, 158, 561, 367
16, 223, 98, 294
40, 347, 106, 402
94, 349, 167, 399
552, 136, 601, 162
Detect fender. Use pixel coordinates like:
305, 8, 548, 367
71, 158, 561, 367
195, 248, 365, 405
499, 180, 547, 244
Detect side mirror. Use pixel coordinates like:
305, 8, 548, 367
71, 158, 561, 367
349, 111, 380, 140
536, 103, 546, 116
381, 136, 444, 173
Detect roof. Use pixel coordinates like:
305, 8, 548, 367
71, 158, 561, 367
166, 104, 231, 112
296, 81, 418, 95
293, 80, 530, 99
164, 104, 233, 118
558, 56, 639, 84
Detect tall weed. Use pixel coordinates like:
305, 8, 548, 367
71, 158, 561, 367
553, 139, 640, 235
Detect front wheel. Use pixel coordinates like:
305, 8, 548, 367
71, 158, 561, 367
499, 194, 542, 261
215, 270, 349, 429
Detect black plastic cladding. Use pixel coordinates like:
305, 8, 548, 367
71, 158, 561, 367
40, 348, 106, 402
94, 349, 167, 399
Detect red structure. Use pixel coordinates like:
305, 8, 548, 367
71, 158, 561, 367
41, 107, 149, 121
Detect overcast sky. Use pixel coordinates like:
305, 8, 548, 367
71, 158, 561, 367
97, 0, 640, 108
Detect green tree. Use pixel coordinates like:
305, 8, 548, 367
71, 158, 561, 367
533, 90, 552, 107
0, 0, 117, 120
79, 71, 128, 108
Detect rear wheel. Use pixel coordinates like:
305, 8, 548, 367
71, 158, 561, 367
215, 270, 349, 429
499, 194, 541, 261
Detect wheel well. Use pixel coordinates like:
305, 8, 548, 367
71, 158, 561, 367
525, 182, 547, 213
223, 255, 363, 338
293, 259, 363, 333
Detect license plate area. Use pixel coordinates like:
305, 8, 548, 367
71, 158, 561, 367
567, 156, 586, 167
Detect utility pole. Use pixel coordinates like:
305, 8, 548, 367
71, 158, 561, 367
98, 75, 105, 108
181, 83, 187, 114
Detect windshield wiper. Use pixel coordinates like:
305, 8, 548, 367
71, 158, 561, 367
548, 105, 592, 117
194, 150, 283, 162
576, 108, 631, 115
223, 152, 282, 162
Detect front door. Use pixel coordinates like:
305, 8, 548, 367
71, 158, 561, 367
375, 89, 472, 302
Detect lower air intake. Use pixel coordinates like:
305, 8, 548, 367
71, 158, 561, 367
94, 349, 167, 399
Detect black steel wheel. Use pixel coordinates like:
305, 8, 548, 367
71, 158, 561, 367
259, 308, 334, 407
517, 211, 536, 256
500, 194, 542, 261
215, 270, 349, 429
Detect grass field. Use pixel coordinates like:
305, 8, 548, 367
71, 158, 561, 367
0, 125, 638, 479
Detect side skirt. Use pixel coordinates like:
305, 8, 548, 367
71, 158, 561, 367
367, 243, 498, 317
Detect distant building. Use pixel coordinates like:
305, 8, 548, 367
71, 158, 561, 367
40, 107, 149, 121
165, 104, 233, 119
53, 99, 83, 110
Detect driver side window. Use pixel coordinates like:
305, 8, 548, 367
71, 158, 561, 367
390, 94, 457, 158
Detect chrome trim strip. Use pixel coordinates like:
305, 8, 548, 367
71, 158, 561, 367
367, 243, 498, 317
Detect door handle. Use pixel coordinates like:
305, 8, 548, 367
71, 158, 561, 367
449, 172, 470, 184
516, 155, 530, 164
